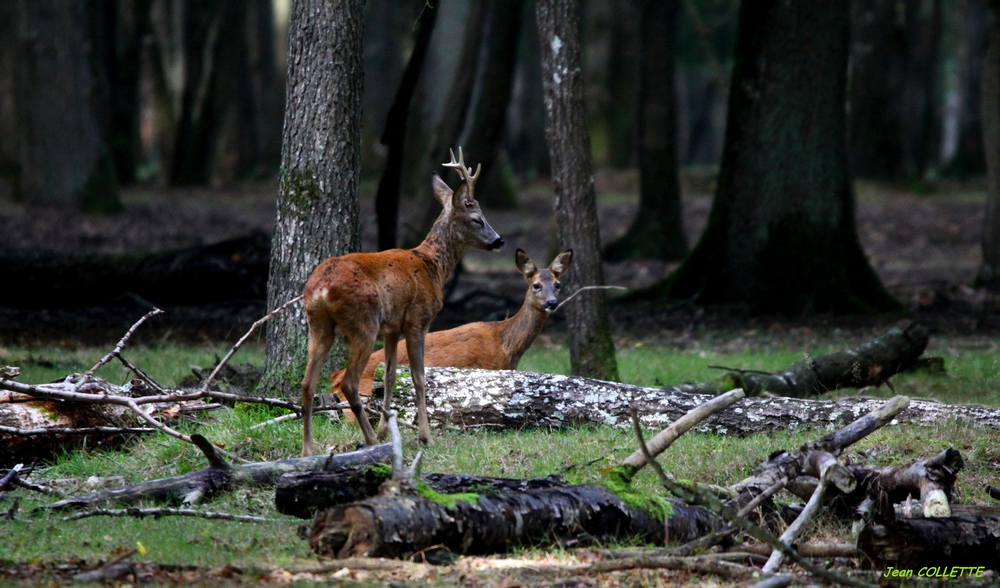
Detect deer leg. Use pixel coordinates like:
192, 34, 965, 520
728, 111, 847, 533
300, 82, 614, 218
376, 333, 400, 439
405, 330, 431, 445
300, 319, 335, 457
341, 335, 380, 446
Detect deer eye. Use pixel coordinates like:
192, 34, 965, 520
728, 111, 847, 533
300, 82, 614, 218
471, 218, 484, 227
555, 283, 561, 290
533, 283, 541, 290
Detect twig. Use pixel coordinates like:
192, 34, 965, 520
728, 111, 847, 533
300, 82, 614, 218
0, 464, 23, 491
11, 476, 60, 496
750, 575, 794, 588
72, 548, 137, 583
628, 407, 876, 588
63, 507, 276, 523
199, 295, 302, 395
762, 469, 833, 573
554, 285, 627, 312
707, 364, 775, 376
248, 405, 346, 430
0, 425, 156, 436
86, 309, 164, 375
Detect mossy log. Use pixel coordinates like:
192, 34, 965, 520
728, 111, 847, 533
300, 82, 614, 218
857, 515, 1000, 570
46, 438, 391, 509
308, 484, 721, 559
275, 467, 568, 519
0, 232, 269, 308
374, 368, 1000, 436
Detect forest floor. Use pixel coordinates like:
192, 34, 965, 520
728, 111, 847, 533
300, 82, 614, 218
0, 169, 994, 349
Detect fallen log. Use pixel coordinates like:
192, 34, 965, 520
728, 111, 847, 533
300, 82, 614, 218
372, 367, 1000, 437
0, 231, 270, 308
275, 467, 568, 519
46, 437, 391, 509
857, 515, 1000, 570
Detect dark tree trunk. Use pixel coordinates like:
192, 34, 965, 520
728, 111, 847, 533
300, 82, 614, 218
597, 0, 639, 169
8, 0, 120, 212
858, 516, 1000, 570
978, 1, 1000, 286
375, 4, 438, 251
848, 0, 943, 180
642, 0, 898, 314
360, 0, 407, 176
603, 0, 686, 262
403, 1, 490, 249
458, 0, 524, 210
260, 0, 363, 397
88, 0, 151, 186
506, 0, 550, 178
536, 0, 619, 380
947, 0, 989, 177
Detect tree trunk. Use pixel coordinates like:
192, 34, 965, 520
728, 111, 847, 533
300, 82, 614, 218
9, 0, 120, 212
88, 0, 151, 186
506, 0, 550, 178
403, 1, 489, 249
596, 0, 639, 169
643, 0, 898, 314
375, 3, 438, 251
260, 0, 363, 398
946, 0, 989, 177
360, 0, 407, 176
602, 0, 686, 262
458, 0, 524, 210
858, 516, 1000, 570
536, 0, 619, 380
978, 0, 1000, 286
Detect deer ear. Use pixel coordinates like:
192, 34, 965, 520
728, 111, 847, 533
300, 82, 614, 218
452, 182, 475, 209
515, 248, 537, 278
549, 249, 573, 277
431, 173, 452, 207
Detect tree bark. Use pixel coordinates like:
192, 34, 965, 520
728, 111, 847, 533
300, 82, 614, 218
9, 0, 120, 212
603, 0, 686, 262
536, 0, 619, 380
371, 367, 1000, 436
858, 515, 1000, 570
374, 3, 438, 251
641, 0, 898, 314
947, 0, 989, 177
506, 1, 550, 178
978, 0, 1000, 286
260, 0, 363, 398
46, 439, 392, 510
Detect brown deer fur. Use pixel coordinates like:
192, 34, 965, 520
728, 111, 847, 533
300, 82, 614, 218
299, 149, 502, 455
332, 249, 573, 424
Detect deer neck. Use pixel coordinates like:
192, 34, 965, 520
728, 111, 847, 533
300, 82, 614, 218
498, 295, 549, 363
413, 211, 464, 289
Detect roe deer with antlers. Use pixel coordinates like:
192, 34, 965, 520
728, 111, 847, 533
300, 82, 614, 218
300, 148, 502, 455
331, 248, 573, 423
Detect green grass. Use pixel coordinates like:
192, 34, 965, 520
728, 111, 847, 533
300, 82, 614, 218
2, 338, 1000, 581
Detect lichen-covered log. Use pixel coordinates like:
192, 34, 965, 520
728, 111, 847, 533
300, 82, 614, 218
857, 515, 1000, 570
375, 368, 1000, 436
308, 484, 721, 559
47, 439, 391, 510
275, 467, 568, 519
684, 322, 929, 398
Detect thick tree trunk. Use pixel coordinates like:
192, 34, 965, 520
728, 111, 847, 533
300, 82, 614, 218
643, 0, 898, 314
596, 0, 639, 169
536, 0, 619, 380
9, 1, 120, 212
260, 0, 363, 397
88, 0, 151, 186
374, 4, 438, 251
507, 1, 550, 178
458, 0, 524, 210
370, 367, 1000, 436
978, 1, 1000, 286
46, 440, 391, 510
947, 0, 989, 177
603, 0, 686, 262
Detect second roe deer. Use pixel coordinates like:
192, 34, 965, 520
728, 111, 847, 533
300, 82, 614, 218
299, 148, 502, 455
331, 248, 573, 422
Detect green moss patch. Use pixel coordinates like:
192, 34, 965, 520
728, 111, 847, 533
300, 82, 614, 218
415, 479, 479, 508
602, 466, 673, 521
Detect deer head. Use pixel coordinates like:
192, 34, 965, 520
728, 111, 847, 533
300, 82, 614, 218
432, 147, 503, 251
516, 248, 573, 313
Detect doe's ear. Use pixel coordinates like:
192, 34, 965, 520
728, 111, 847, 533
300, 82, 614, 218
549, 249, 573, 277
515, 248, 537, 278
431, 173, 452, 207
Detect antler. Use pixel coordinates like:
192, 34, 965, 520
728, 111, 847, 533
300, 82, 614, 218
443, 147, 481, 193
